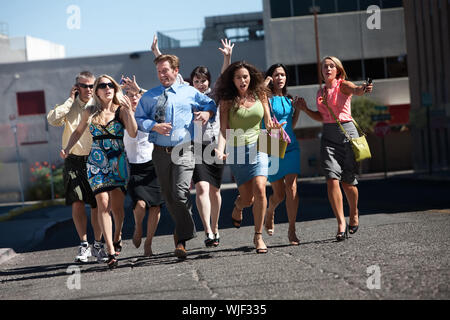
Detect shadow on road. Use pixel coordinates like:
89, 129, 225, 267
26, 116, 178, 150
5, 175, 450, 254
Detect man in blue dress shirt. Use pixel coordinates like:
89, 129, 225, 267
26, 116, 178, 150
135, 54, 217, 259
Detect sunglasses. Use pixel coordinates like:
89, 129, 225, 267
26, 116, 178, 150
77, 83, 94, 89
97, 82, 115, 89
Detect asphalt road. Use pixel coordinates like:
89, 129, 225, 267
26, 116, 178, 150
0, 173, 449, 305
23, 173, 450, 253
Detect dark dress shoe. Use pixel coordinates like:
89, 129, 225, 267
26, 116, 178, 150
174, 241, 187, 260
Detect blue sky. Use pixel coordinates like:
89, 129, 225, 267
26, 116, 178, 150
0, 0, 263, 58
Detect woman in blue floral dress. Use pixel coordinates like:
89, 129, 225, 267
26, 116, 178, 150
61, 75, 137, 269
88, 108, 129, 194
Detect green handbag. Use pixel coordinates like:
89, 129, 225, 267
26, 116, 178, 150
322, 90, 372, 162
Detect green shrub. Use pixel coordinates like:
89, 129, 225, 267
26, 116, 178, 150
351, 96, 379, 132
26, 161, 64, 201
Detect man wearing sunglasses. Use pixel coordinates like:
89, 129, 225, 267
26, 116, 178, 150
47, 71, 107, 264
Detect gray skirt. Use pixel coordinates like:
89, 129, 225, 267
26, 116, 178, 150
320, 122, 359, 185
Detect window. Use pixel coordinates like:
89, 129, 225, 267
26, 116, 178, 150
359, 0, 381, 10
286, 65, 298, 86
270, 0, 292, 18
270, 0, 402, 19
364, 58, 385, 79
315, 0, 337, 14
337, 0, 358, 12
284, 55, 407, 86
293, 0, 313, 16
343, 60, 363, 81
298, 63, 319, 85
381, 0, 403, 9
386, 55, 408, 78
16, 91, 46, 116
225, 27, 249, 42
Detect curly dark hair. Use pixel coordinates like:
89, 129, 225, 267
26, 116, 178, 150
213, 61, 270, 104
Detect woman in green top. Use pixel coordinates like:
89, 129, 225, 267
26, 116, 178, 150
214, 61, 276, 254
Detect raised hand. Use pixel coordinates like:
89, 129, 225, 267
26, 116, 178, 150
70, 85, 78, 100
119, 94, 133, 112
151, 34, 162, 57
121, 75, 141, 95
219, 38, 234, 57
264, 76, 273, 88
364, 82, 373, 93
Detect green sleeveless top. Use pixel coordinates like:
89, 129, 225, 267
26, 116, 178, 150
228, 99, 264, 146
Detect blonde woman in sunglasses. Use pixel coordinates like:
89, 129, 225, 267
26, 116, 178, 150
61, 75, 137, 269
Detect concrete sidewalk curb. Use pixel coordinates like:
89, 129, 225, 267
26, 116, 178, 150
0, 199, 65, 222
0, 202, 73, 261
0, 218, 72, 265
0, 248, 16, 264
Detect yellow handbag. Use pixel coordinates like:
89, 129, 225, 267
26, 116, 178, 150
322, 90, 372, 162
258, 126, 289, 159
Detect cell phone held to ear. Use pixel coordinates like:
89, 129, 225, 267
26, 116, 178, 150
74, 85, 79, 98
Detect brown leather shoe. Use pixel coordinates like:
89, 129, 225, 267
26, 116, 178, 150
174, 242, 187, 260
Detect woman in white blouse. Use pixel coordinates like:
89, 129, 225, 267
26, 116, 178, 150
123, 89, 163, 257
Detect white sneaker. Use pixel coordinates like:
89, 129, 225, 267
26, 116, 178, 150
92, 243, 108, 263
75, 244, 92, 263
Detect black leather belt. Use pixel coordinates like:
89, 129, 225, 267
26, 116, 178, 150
154, 142, 193, 154
154, 144, 175, 153
67, 154, 89, 161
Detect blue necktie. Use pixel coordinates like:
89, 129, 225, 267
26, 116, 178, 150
155, 87, 170, 123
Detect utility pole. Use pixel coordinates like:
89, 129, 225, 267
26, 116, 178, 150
9, 114, 25, 206
311, 5, 322, 86
44, 116, 55, 200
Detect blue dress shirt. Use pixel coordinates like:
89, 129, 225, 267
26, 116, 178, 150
135, 82, 217, 147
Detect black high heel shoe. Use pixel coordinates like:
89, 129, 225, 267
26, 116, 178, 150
113, 240, 122, 256
213, 233, 220, 247
106, 254, 118, 269
231, 202, 243, 229
336, 224, 349, 242
204, 233, 215, 247
349, 211, 359, 234
349, 225, 359, 234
